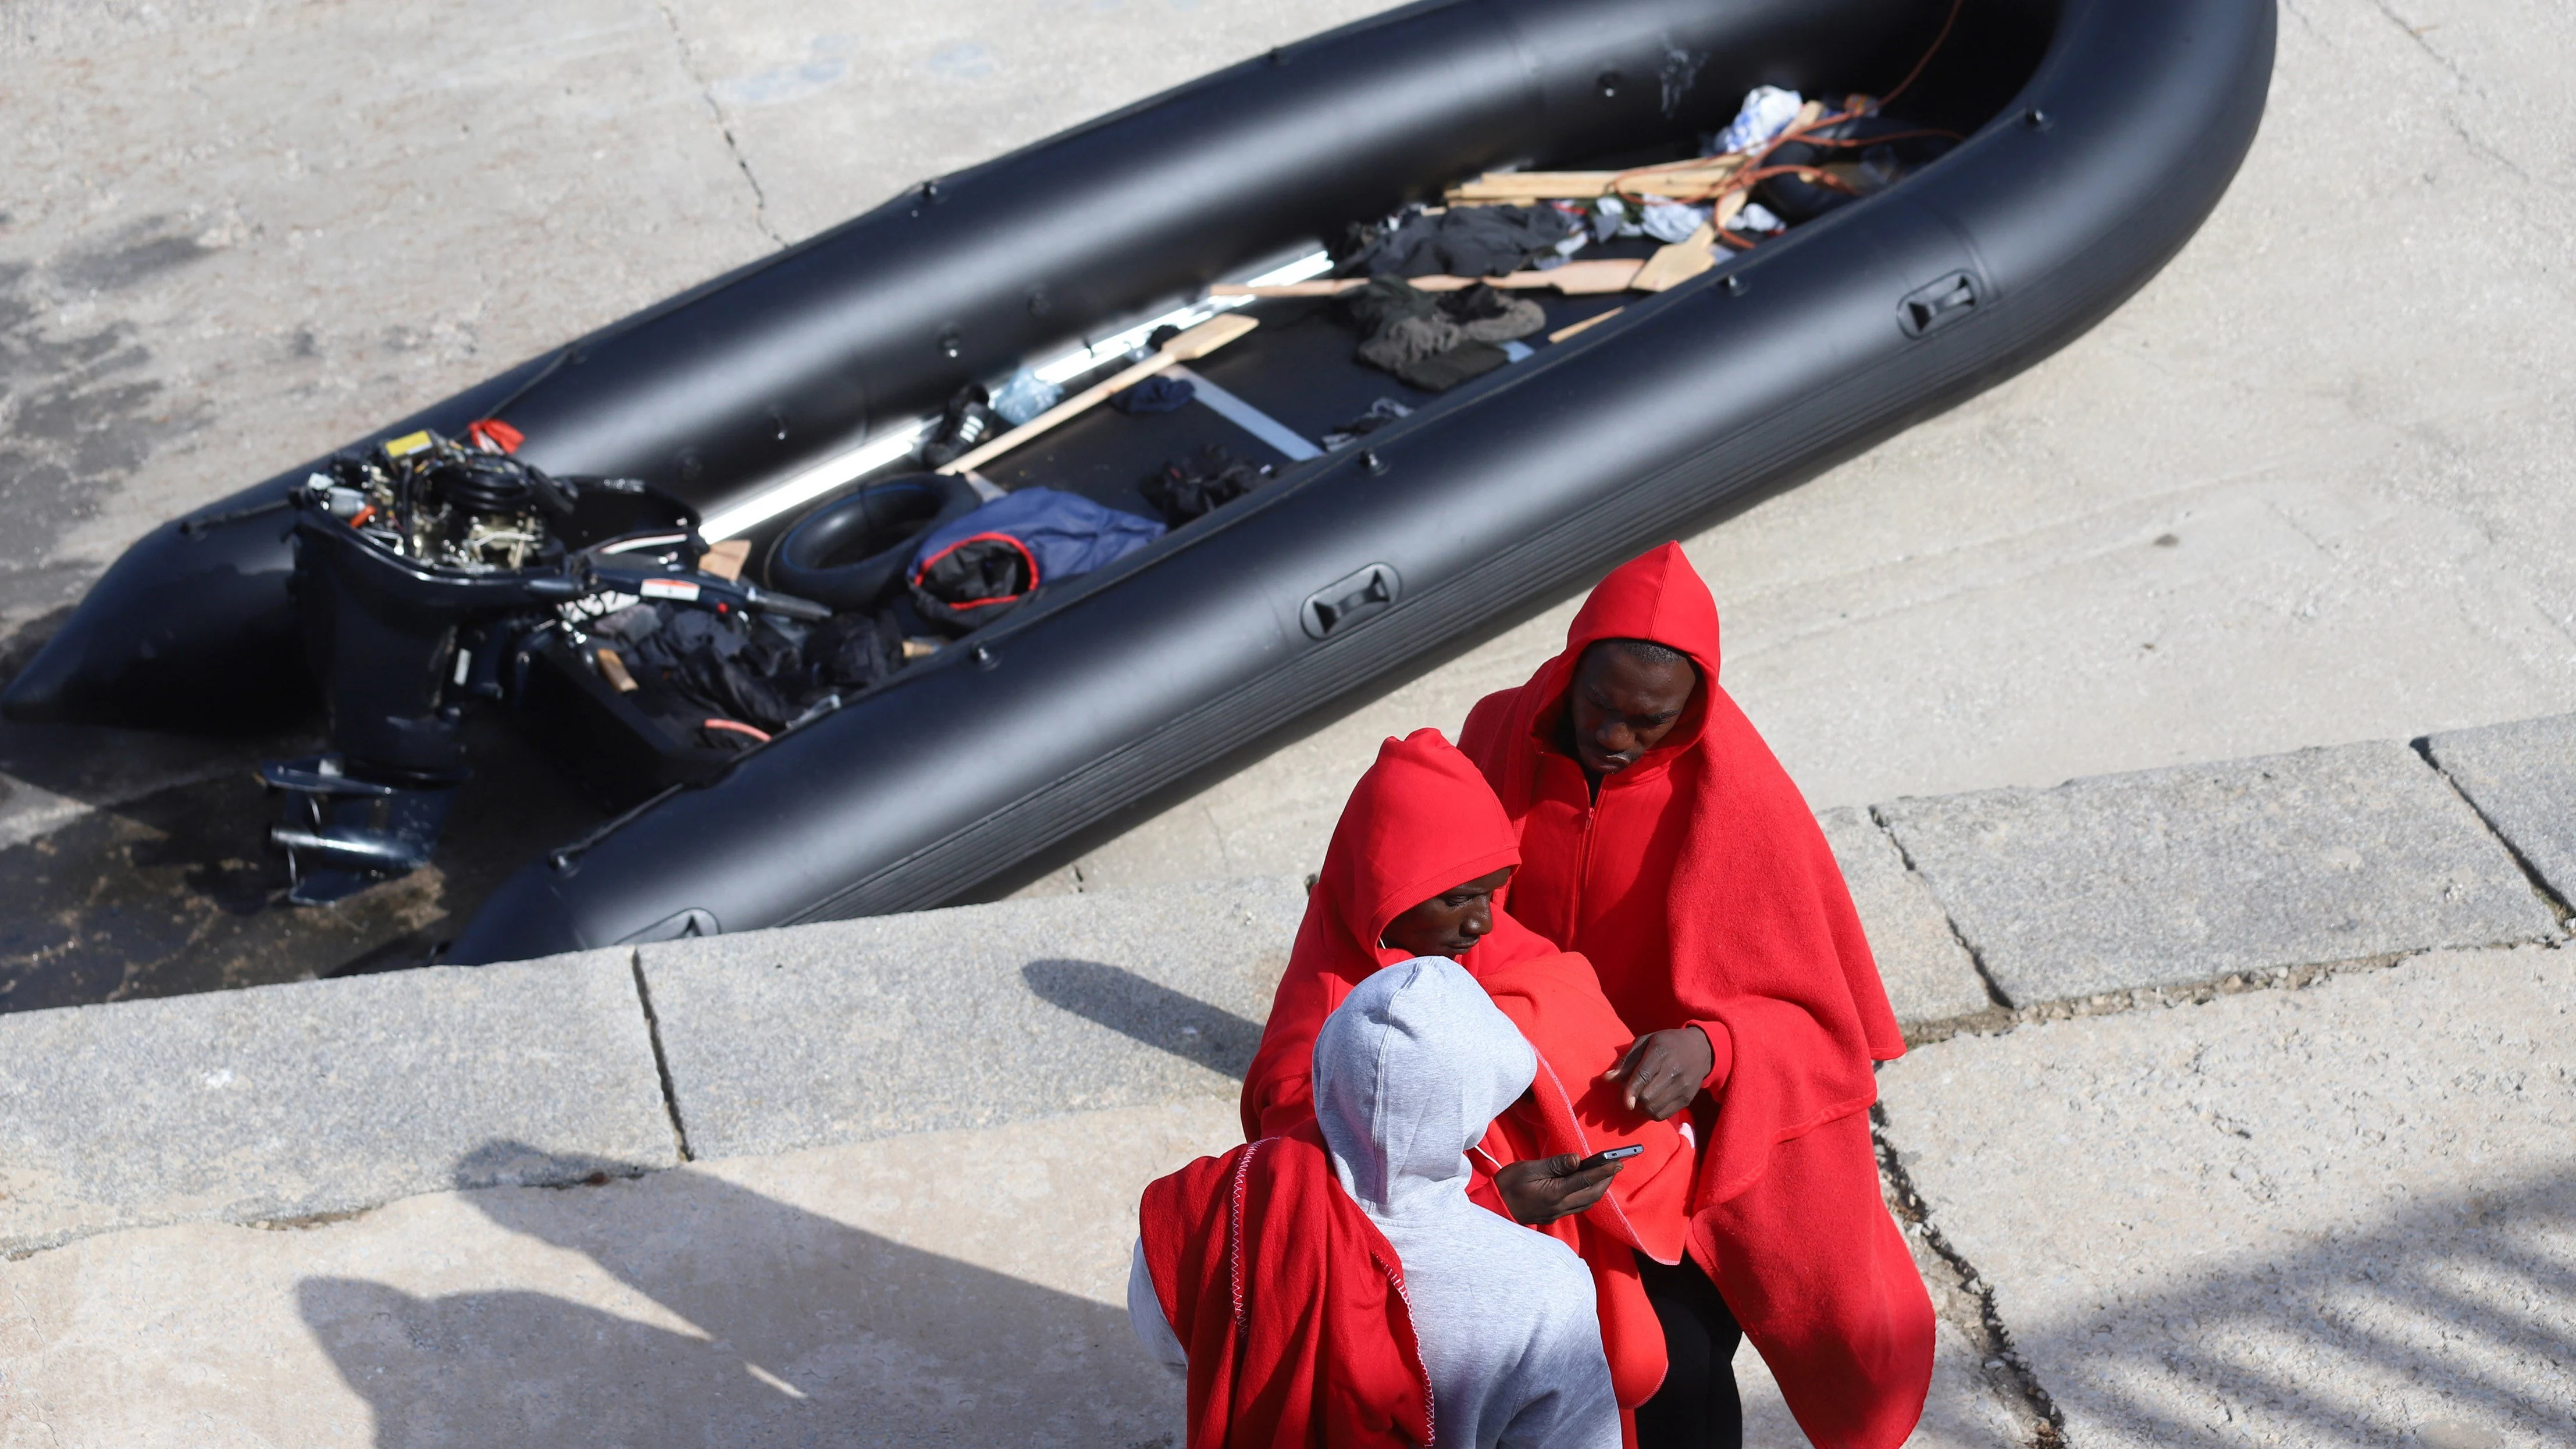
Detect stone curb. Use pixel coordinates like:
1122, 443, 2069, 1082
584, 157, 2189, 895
0, 950, 675, 1256
6, 711, 2571, 1254
1876, 738, 2559, 1006
635, 877, 1307, 1162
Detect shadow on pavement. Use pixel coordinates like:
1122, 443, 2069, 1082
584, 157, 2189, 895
2016, 1165, 2576, 1446
295, 1141, 1181, 1447
1020, 957, 1263, 1079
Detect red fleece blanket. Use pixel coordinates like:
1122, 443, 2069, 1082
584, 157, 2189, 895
1458, 542, 1932, 1449
1141, 1123, 1433, 1448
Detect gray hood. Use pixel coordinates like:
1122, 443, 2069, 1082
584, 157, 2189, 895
1313, 956, 1537, 1216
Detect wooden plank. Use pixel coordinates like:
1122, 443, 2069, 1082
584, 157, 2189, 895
1524, 258, 1646, 294
594, 648, 639, 693
698, 538, 750, 581
936, 314, 1259, 476
1446, 172, 1621, 199
1445, 159, 1744, 201
1546, 308, 1624, 344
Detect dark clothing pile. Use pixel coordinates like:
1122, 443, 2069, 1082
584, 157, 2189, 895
907, 486, 1166, 632
1142, 445, 1267, 524
594, 603, 899, 736
1345, 278, 1546, 393
1338, 203, 1578, 279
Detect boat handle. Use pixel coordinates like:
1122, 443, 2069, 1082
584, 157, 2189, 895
1302, 563, 1401, 640
1898, 270, 1982, 338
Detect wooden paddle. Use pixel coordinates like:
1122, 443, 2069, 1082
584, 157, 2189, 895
936, 314, 1258, 476
1630, 191, 1749, 293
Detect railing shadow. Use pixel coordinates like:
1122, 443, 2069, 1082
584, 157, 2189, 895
297, 1139, 1182, 1447
2013, 1163, 2576, 1446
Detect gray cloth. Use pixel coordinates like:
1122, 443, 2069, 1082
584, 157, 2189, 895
1443, 286, 1547, 343
1127, 1239, 1189, 1448
1342, 204, 1578, 278
1358, 314, 1468, 371
1127, 1240, 1188, 1378
1314, 958, 1622, 1449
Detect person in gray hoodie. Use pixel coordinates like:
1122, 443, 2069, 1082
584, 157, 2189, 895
1132, 955, 1620, 1448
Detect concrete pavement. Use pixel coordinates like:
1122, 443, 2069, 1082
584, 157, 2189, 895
1880, 944, 2576, 1448
6, 713, 2574, 1444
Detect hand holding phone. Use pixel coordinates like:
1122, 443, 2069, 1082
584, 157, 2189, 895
1573, 1143, 1644, 1173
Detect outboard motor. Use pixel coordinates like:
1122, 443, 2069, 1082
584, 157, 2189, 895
265, 429, 707, 903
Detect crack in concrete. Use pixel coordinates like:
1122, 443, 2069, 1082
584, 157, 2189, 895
1872, 1102, 2067, 1448
1897, 948, 2451, 1048
2410, 735, 2574, 924
629, 948, 696, 1162
2364, 0, 2540, 187
654, 1, 787, 249
1870, 803, 2015, 1012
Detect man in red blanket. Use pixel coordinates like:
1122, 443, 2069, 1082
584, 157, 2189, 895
1244, 730, 1698, 1436
1457, 542, 1934, 1449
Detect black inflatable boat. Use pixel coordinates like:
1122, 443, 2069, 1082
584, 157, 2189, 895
4, 0, 2272, 962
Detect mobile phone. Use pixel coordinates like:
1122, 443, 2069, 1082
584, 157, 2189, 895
1574, 1144, 1644, 1172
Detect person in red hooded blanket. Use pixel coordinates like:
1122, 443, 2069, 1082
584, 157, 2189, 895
1244, 729, 1699, 1444
1132, 1109, 1437, 1448
1455, 542, 1934, 1449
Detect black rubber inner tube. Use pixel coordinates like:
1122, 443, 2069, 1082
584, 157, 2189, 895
764, 472, 984, 611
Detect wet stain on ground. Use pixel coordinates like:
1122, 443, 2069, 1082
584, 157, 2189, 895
51, 216, 217, 295
0, 220, 218, 618
0, 717, 605, 1014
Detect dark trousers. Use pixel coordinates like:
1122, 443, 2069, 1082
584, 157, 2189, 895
1633, 1250, 1744, 1449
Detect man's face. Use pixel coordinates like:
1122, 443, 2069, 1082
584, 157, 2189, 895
1567, 642, 1698, 777
1380, 866, 1514, 957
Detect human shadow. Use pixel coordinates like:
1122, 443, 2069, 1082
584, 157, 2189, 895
298, 1141, 1183, 1447
1020, 957, 1264, 1080
2014, 1164, 2576, 1446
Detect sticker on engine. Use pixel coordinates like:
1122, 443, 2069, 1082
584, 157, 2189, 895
383, 430, 433, 458
639, 578, 701, 601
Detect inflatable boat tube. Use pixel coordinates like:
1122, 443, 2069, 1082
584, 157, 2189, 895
5, 0, 2273, 962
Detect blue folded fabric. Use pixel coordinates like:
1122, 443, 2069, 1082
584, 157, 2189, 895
1109, 374, 1198, 415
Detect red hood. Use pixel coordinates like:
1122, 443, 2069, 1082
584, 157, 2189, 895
1533, 540, 1723, 764
1565, 540, 1722, 681
1314, 728, 1526, 955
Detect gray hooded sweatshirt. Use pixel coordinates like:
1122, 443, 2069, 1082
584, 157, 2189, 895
1129, 957, 1620, 1448
1322, 956, 1620, 1449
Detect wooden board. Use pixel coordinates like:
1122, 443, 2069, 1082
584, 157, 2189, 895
698, 538, 750, 581
937, 314, 1259, 476
1445, 161, 1744, 201
1546, 307, 1623, 343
